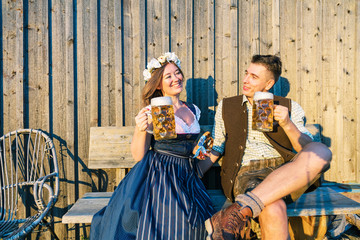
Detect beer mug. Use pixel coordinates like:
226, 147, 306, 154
147, 96, 177, 140
252, 92, 274, 132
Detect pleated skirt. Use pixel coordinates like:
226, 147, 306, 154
90, 150, 215, 240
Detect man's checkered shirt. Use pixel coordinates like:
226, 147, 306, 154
212, 95, 313, 166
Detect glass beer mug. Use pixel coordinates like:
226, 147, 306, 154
147, 96, 177, 140
252, 92, 274, 132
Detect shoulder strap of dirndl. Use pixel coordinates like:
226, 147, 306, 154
183, 102, 196, 116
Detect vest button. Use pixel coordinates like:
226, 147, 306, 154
230, 180, 233, 183
236, 163, 239, 167
239, 145, 243, 150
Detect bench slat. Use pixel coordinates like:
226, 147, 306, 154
62, 192, 113, 224
210, 187, 360, 217
62, 187, 360, 224
88, 124, 319, 170
287, 187, 360, 216
88, 126, 137, 169
88, 125, 215, 169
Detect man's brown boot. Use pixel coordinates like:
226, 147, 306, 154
205, 202, 252, 240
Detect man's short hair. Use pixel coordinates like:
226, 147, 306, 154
251, 55, 282, 82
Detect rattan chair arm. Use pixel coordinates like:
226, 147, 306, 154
33, 172, 58, 211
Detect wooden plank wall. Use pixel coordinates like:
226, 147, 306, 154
0, 0, 359, 239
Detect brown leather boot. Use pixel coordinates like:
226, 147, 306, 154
205, 202, 252, 240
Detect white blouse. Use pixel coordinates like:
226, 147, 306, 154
175, 104, 201, 134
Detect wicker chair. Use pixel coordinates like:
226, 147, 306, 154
0, 129, 59, 239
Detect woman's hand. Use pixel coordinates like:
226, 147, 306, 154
193, 132, 213, 160
135, 107, 151, 132
131, 107, 152, 161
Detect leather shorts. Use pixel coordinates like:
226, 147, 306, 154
233, 156, 321, 204
233, 157, 285, 197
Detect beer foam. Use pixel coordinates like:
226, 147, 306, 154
151, 96, 173, 106
253, 91, 273, 101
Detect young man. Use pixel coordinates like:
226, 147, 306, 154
199, 55, 332, 239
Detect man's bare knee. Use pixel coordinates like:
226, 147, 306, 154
303, 142, 332, 160
301, 142, 332, 171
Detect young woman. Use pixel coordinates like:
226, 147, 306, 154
90, 52, 215, 239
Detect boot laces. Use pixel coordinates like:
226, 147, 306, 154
226, 210, 245, 233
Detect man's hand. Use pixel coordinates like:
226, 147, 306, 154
273, 105, 291, 128
273, 104, 312, 152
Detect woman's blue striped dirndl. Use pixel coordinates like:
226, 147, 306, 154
90, 134, 215, 240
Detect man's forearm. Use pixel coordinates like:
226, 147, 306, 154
282, 121, 313, 152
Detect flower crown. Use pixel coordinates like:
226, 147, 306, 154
143, 52, 181, 81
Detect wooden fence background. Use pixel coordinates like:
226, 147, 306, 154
0, 0, 359, 239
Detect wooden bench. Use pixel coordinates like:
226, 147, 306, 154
62, 186, 360, 224
62, 125, 360, 238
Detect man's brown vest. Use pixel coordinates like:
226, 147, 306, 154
221, 95, 296, 201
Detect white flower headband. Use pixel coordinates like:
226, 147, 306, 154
143, 52, 181, 81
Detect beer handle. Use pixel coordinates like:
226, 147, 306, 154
145, 110, 154, 134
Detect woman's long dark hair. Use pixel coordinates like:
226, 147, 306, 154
141, 62, 184, 106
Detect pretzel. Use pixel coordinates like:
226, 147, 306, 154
193, 131, 214, 160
